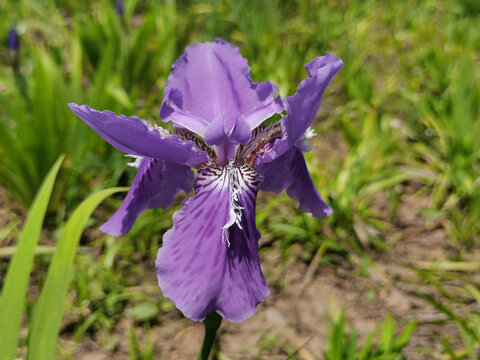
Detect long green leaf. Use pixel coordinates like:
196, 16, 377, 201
27, 187, 127, 360
358, 323, 380, 360
377, 313, 395, 354
327, 309, 345, 360
392, 320, 417, 351
0, 155, 64, 360
345, 327, 357, 360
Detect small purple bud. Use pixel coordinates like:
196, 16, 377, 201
7, 27, 20, 51
115, 0, 124, 15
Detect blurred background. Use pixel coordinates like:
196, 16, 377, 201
0, 0, 479, 359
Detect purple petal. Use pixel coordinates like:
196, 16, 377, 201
160, 39, 282, 144
159, 103, 208, 136
101, 158, 194, 236
213, 166, 269, 321
244, 94, 283, 130
258, 146, 332, 218
156, 163, 269, 322
202, 113, 252, 146
68, 103, 208, 166
258, 53, 343, 164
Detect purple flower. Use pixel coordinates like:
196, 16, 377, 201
7, 27, 19, 51
68, 39, 342, 323
115, 0, 124, 15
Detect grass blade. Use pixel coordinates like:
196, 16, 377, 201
345, 327, 357, 360
0, 155, 64, 360
327, 309, 345, 360
358, 323, 380, 360
377, 313, 395, 354
392, 320, 417, 351
27, 187, 127, 360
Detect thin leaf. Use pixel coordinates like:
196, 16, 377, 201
345, 327, 357, 360
418, 293, 476, 339
27, 187, 127, 360
458, 326, 477, 360
0, 155, 64, 360
465, 284, 480, 305
392, 321, 417, 351
358, 324, 380, 360
377, 313, 395, 354
327, 309, 345, 360
0, 245, 57, 258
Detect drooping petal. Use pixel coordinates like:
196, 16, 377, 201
156, 163, 269, 322
213, 165, 269, 321
101, 158, 194, 236
160, 39, 282, 144
257, 146, 332, 218
257, 53, 343, 164
68, 103, 208, 166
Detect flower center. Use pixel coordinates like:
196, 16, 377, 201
235, 122, 283, 166
175, 122, 283, 168
175, 128, 217, 161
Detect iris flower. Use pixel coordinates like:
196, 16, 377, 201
69, 39, 342, 323
115, 0, 124, 15
7, 27, 20, 52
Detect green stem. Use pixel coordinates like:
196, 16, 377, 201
198, 312, 222, 360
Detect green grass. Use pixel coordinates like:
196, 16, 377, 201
325, 310, 417, 360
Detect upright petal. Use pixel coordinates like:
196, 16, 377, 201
160, 39, 282, 144
257, 146, 332, 218
101, 158, 194, 236
156, 163, 269, 322
68, 103, 208, 166
258, 53, 343, 164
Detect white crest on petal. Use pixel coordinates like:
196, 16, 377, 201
221, 160, 244, 247
299, 126, 316, 152
304, 127, 316, 140
140, 119, 170, 138
125, 154, 143, 168
197, 162, 262, 248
